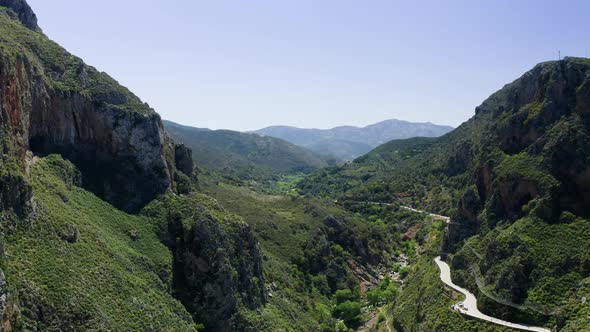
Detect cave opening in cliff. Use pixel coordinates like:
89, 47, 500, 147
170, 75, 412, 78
29, 135, 47, 154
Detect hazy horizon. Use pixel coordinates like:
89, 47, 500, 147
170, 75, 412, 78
166, 117, 455, 132
28, 0, 590, 131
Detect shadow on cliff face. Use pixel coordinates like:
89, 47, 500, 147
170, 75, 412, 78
29, 138, 167, 213
27, 105, 173, 213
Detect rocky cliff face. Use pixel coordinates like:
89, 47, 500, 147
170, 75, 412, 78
143, 194, 266, 331
0, 0, 38, 31
25, 88, 175, 212
0, 164, 31, 217
440, 59, 590, 328
0, 4, 181, 212
446, 58, 590, 243
481, 59, 590, 216
174, 144, 194, 176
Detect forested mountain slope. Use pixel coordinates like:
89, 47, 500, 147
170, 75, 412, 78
164, 120, 336, 183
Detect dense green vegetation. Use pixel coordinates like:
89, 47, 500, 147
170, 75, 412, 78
392, 219, 512, 332
200, 173, 407, 331
298, 137, 443, 206
2, 155, 197, 330
0, 4, 408, 330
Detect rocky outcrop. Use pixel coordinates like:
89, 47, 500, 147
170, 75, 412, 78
0, 0, 39, 31
543, 114, 590, 216
443, 58, 590, 255
443, 186, 482, 252
0, 269, 17, 332
476, 161, 543, 221
143, 194, 265, 331
0, 4, 183, 212
174, 144, 194, 176
491, 61, 587, 155
469, 58, 590, 219
28, 102, 174, 212
0, 166, 31, 217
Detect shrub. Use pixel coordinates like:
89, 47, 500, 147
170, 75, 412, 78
399, 267, 410, 279
367, 278, 398, 306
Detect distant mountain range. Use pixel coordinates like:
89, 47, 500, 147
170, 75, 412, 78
253, 119, 454, 160
163, 120, 336, 182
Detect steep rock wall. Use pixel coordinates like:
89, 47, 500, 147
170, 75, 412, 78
0, 0, 38, 31
0, 8, 182, 212
143, 194, 266, 331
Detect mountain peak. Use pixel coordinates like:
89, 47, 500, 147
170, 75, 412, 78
0, 0, 40, 31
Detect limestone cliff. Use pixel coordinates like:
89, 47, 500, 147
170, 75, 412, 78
0, 3, 182, 212
476, 58, 590, 218
447, 57, 590, 245
143, 194, 266, 331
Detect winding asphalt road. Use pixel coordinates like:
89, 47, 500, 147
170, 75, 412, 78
347, 201, 452, 224
351, 202, 551, 331
400, 206, 451, 224
435, 257, 550, 332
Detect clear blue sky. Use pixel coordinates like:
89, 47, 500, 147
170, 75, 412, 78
27, 0, 590, 131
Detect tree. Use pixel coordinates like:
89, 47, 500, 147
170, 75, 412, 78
334, 289, 359, 304
333, 301, 362, 327
335, 321, 351, 332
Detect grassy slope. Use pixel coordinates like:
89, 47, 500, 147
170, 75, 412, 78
297, 135, 462, 218
2, 155, 196, 330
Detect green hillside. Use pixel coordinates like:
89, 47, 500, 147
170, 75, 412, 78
4, 155, 196, 330
0, 4, 265, 330
0, 3, 431, 330
164, 120, 337, 184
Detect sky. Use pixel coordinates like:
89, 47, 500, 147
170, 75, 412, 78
27, 0, 590, 131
